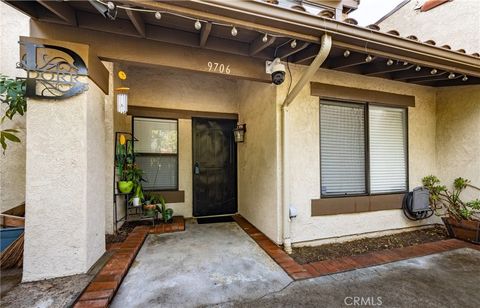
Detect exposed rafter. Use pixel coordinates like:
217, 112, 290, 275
276, 41, 309, 60
408, 73, 460, 84
199, 22, 212, 48
249, 34, 276, 56
291, 45, 320, 64
325, 53, 374, 70
126, 9, 146, 37
363, 61, 414, 76
38, 0, 77, 25
391, 69, 445, 81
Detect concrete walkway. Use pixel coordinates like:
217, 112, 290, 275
111, 222, 480, 308
111, 222, 292, 307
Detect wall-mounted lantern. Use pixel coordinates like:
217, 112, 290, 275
233, 124, 246, 143
116, 70, 129, 114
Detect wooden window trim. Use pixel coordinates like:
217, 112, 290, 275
128, 106, 238, 120
311, 193, 404, 216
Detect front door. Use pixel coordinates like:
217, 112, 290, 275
192, 118, 237, 217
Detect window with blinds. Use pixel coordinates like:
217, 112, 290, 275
320, 101, 408, 197
369, 106, 407, 193
320, 101, 366, 196
133, 118, 178, 190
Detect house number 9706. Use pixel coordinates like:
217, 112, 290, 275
207, 62, 231, 74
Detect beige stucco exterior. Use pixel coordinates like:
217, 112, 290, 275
24, 78, 106, 281
276, 64, 440, 244
0, 2, 29, 213
378, 0, 480, 54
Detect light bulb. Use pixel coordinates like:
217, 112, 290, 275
155, 11, 162, 20
365, 55, 373, 62
343, 50, 350, 57
403, 61, 409, 66
448, 73, 455, 79
262, 33, 268, 43
194, 20, 202, 30
415, 65, 421, 71
231, 26, 238, 37
107, 1, 115, 10
386, 59, 393, 66
290, 39, 297, 48
430, 69, 438, 74
462, 75, 468, 82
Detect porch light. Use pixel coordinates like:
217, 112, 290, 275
233, 124, 246, 143
116, 87, 129, 114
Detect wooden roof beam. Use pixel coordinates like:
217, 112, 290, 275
249, 34, 276, 56
199, 22, 212, 48
291, 45, 321, 64
326, 53, 374, 70
391, 68, 445, 81
38, 0, 77, 25
126, 9, 146, 38
408, 72, 460, 84
362, 61, 414, 76
276, 41, 310, 60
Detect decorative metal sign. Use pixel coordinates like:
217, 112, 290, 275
18, 41, 88, 99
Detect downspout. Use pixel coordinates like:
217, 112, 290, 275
281, 34, 332, 253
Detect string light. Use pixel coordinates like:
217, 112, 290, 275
365, 55, 373, 62
231, 26, 238, 37
154, 11, 162, 20
448, 73, 455, 79
290, 39, 297, 48
430, 69, 438, 74
386, 59, 394, 66
343, 50, 350, 57
462, 75, 468, 81
415, 65, 421, 71
262, 33, 268, 43
107, 1, 115, 10
403, 61, 409, 65
194, 19, 202, 30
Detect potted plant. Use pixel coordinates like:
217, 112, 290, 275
422, 175, 480, 244
156, 195, 174, 223
143, 193, 157, 217
116, 139, 135, 193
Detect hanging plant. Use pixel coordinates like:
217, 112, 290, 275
0, 75, 27, 153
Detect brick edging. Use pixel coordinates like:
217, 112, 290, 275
73, 216, 185, 308
233, 215, 479, 280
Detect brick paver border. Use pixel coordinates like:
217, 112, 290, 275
73, 216, 185, 308
233, 215, 480, 280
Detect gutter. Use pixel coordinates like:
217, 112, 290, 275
281, 34, 332, 253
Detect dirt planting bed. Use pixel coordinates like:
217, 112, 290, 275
291, 225, 448, 264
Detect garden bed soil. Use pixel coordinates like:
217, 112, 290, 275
106, 219, 170, 244
291, 225, 448, 264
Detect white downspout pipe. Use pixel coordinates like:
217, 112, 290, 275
281, 34, 332, 253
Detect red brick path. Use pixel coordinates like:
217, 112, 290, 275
233, 215, 480, 280
74, 216, 185, 308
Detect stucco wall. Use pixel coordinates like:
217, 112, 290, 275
24, 78, 106, 281
0, 2, 29, 213
436, 85, 480, 201
237, 80, 281, 243
378, 0, 480, 54
276, 65, 439, 244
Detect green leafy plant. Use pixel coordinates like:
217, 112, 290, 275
155, 195, 173, 222
0, 75, 26, 153
422, 175, 480, 221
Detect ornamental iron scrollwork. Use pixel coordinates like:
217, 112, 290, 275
17, 41, 88, 99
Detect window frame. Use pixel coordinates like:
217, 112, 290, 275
319, 99, 409, 198
132, 116, 180, 192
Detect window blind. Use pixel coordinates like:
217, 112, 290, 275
320, 101, 366, 195
134, 117, 178, 190
369, 106, 407, 193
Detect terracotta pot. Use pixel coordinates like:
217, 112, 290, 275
442, 217, 480, 244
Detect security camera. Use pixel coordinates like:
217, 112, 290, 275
266, 58, 286, 85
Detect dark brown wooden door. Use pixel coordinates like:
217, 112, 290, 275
192, 118, 237, 217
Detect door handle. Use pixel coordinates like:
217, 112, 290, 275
194, 162, 200, 175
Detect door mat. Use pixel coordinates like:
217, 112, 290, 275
197, 216, 235, 224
